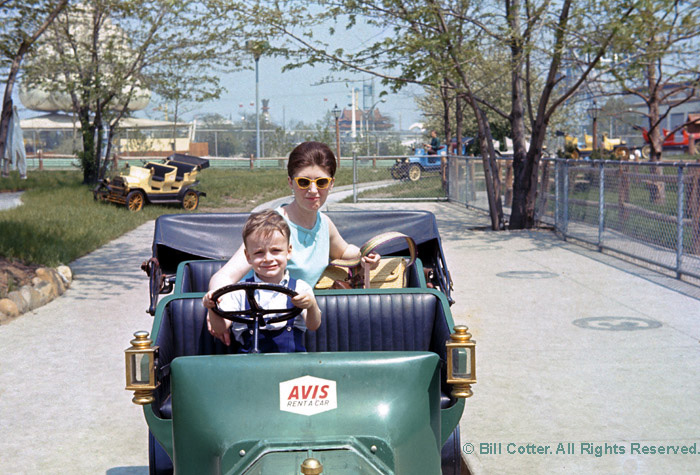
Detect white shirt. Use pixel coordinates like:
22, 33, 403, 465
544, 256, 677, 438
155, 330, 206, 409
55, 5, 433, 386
219, 272, 311, 342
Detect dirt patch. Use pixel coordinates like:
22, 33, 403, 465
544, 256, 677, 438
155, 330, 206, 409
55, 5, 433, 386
0, 257, 40, 298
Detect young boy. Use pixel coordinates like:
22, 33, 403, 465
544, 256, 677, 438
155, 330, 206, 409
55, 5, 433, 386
214, 209, 321, 353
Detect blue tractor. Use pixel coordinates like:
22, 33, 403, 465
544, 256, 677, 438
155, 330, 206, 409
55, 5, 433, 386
390, 145, 448, 182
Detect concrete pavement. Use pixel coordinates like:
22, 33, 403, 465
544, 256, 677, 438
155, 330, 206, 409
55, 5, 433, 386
0, 197, 698, 474
0, 191, 23, 211
327, 201, 700, 474
0, 220, 153, 474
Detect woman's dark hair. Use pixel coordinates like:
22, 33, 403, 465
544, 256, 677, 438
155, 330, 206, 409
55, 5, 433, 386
287, 141, 337, 178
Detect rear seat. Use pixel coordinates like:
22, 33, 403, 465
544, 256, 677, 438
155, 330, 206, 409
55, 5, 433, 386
175, 258, 424, 294
168, 161, 197, 182
152, 290, 454, 419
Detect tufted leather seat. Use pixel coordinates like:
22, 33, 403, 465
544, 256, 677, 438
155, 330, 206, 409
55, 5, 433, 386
153, 290, 454, 419
176, 258, 425, 294
169, 161, 197, 182
152, 298, 235, 418
176, 260, 227, 295
144, 163, 172, 182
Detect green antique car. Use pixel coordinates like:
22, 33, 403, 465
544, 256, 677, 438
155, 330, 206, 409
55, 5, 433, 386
126, 211, 475, 475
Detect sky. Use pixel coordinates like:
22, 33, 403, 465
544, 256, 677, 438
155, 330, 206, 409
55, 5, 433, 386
176, 61, 427, 131
156, 13, 428, 131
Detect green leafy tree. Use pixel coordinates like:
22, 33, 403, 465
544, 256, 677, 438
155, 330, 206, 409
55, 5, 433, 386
608, 0, 700, 161
0, 0, 67, 175
23, 0, 246, 184
237, 0, 636, 229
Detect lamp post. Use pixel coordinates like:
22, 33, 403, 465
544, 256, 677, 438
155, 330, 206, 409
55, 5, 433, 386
364, 98, 386, 155
332, 104, 342, 168
587, 102, 601, 152
247, 40, 267, 163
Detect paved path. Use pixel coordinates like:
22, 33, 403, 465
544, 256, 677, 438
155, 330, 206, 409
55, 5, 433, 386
0, 191, 23, 211
328, 202, 700, 475
1, 198, 699, 474
0, 221, 154, 474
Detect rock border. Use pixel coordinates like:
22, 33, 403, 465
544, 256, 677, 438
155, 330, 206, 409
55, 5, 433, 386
0, 265, 72, 323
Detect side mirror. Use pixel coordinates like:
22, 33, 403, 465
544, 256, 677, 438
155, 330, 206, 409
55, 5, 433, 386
446, 325, 476, 398
125, 331, 159, 405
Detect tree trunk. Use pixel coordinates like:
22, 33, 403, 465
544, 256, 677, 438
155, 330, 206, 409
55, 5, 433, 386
471, 102, 504, 230
440, 79, 451, 190
0, 48, 27, 176
510, 117, 549, 228
455, 94, 463, 155
688, 164, 700, 255
78, 109, 98, 184
506, 0, 538, 229
647, 96, 666, 203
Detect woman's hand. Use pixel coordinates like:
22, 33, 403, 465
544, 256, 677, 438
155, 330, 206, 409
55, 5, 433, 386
361, 251, 381, 270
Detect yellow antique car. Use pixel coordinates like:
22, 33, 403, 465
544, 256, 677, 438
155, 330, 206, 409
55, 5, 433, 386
93, 154, 209, 211
564, 134, 630, 160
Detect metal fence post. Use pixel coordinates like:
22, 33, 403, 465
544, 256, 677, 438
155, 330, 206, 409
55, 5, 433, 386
598, 161, 605, 249
464, 157, 470, 207
554, 159, 560, 231
443, 155, 450, 200
676, 165, 685, 277
563, 160, 569, 235
352, 153, 358, 203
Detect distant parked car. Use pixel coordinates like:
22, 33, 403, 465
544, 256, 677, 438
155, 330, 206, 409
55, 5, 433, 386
639, 127, 700, 158
560, 133, 630, 160
390, 145, 448, 181
93, 154, 209, 211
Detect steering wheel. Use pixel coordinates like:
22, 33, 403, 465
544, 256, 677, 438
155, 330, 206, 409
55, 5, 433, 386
210, 282, 302, 326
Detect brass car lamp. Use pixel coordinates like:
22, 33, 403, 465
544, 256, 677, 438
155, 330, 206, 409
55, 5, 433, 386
125, 331, 159, 405
446, 325, 476, 398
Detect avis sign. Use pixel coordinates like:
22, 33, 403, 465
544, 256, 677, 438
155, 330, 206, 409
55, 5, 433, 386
279, 375, 337, 416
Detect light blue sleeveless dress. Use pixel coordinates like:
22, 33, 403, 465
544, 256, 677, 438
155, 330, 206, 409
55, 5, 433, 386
275, 205, 330, 286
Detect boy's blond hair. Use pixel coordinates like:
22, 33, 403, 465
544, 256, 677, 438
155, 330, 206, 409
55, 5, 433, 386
242, 209, 291, 247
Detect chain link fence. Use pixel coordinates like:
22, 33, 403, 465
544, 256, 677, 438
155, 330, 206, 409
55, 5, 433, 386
444, 155, 700, 281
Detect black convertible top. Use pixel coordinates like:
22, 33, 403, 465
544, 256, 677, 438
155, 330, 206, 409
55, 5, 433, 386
166, 153, 210, 170
151, 210, 452, 301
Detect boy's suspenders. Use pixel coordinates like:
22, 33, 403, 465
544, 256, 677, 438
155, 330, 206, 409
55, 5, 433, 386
240, 277, 302, 353
242, 276, 297, 317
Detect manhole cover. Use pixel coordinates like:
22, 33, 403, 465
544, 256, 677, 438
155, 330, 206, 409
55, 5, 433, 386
496, 270, 559, 279
573, 316, 662, 331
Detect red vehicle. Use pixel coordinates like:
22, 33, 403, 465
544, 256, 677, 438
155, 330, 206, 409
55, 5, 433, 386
640, 128, 700, 158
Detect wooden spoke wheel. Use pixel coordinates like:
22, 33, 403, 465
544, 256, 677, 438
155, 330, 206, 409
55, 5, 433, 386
614, 146, 630, 161
408, 164, 422, 182
126, 190, 145, 212
182, 190, 199, 210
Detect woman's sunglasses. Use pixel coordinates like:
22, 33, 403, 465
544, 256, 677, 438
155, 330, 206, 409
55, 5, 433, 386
293, 176, 333, 189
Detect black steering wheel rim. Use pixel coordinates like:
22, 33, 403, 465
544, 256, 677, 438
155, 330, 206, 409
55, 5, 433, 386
210, 282, 302, 327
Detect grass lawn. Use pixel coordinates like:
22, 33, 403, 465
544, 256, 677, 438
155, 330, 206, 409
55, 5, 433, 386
0, 166, 371, 268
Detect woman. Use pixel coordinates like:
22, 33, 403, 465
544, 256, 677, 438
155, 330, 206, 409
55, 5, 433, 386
204, 141, 380, 345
